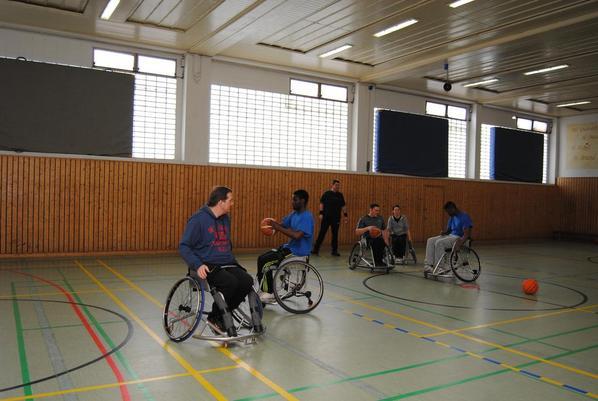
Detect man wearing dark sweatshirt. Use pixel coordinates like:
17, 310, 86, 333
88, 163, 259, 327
179, 186, 253, 331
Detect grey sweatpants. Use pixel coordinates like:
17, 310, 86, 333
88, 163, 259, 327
424, 235, 459, 267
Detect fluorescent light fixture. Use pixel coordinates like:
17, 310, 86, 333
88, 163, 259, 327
319, 44, 352, 58
449, 0, 475, 8
556, 101, 591, 108
100, 0, 120, 20
373, 19, 418, 38
463, 78, 498, 87
523, 64, 569, 75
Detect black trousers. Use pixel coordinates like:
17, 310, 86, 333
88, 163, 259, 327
313, 216, 340, 253
257, 247, 292, 293
202, 264, 253, 319
368, 237, 386, 265
391, 234, 407, 258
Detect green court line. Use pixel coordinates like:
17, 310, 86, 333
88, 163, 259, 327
232, 325, 598, 401
380, 343, 598, 400
21, 320, 124, 332
492, 323, 598, 352
489, 327, 572, 352
60, 272, 157, 401
11, 281, 33, 399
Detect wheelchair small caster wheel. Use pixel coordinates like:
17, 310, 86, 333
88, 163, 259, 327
423, 271, 428, 279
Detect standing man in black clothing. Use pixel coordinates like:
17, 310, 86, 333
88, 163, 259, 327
312, 179, 347, 256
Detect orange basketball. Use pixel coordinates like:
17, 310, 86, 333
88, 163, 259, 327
522, 279, 539, 295
260, 218, 276, 236
370, 227, 382, 238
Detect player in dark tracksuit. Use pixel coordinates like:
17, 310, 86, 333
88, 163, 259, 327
312, 179, 347, 256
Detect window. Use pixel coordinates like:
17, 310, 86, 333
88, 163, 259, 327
480, 124, 549, 183
516, 118, 532, 130
93, 49, 178, 159
93, 49, 134, 70
210, 84, 348, 170
426, 101, 446, 117
533, 120, 548, 133
289, 79, 348, 102
290, 79, 318, 97
425, 101, 468, 178
516, 116, 550, 133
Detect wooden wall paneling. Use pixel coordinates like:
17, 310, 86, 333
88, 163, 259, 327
0, 155, 583, 257
1, 156, 7, 254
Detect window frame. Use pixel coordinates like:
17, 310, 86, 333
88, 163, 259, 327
425, 100, 468, 121
515, 116, 551, 134
289, 78, 348, 103
93, 47, 179, 78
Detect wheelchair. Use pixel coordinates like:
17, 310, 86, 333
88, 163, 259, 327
163, 273, 264, 346
423, 239, 481, 282
348, 237, 395, 273
390, 236, 417, 265
258, 255, 324, 314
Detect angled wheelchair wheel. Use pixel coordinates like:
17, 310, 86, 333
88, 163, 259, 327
273, 261, 324, 314
232, 289, 263, 330
163, 277, 204, 342
410, 249, 417, 264
348, 243, 361, 270
450, 246, 481, 282
383, 246, 395, 268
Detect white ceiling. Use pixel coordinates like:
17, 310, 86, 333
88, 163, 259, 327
2, 0, 598, 116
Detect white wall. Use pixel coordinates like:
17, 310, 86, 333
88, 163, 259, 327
558, 113, 598, 177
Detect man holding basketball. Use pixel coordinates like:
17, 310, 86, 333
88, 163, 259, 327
355, 203, 387, 267
179, 186, 254, 333
257, 189, 314, 302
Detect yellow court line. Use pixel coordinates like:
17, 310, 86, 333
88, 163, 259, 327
425, 304, 598, 337
0, 366, 241, 401
0, 287, 131, 299
96, 259, 301, 401
75, 261, 229, 401
330, 291, 598, 380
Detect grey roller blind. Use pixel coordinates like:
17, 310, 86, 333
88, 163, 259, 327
0, 58, 134, 157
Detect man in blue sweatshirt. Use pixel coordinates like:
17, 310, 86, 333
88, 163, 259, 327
257, 189, 314, 302
179, 186, 253, 331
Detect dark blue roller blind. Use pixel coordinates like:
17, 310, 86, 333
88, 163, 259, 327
375, 110, 448, 177
490, 127, 543, 183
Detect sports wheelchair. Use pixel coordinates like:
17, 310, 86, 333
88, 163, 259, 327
163, 273, 264, 346
348, 237, 395, 273
258, 255, 324, 314
423, 239, 481, 282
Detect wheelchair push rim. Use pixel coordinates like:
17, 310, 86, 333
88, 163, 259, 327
163, 277, 204, 342
273, 261, 324, 314
450, 246, 481, 282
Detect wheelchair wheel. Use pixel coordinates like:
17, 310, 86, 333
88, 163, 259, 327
273, 261, 324, 314
383, 246, 395, 268
409, 249, 417, 264
348, 243, 361, 270
450, 246, 481, 282
163, 277, 204, 342
232, 289, 263, 330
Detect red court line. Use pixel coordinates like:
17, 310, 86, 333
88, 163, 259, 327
12, 270, 131, 401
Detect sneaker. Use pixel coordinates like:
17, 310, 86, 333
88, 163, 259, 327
259, 292, 275, 303
423, 265, 433, 273
331, 251, 341, 256
395, 257, 404, 264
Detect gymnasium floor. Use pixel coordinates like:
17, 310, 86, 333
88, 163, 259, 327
1, 240, 597, 401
